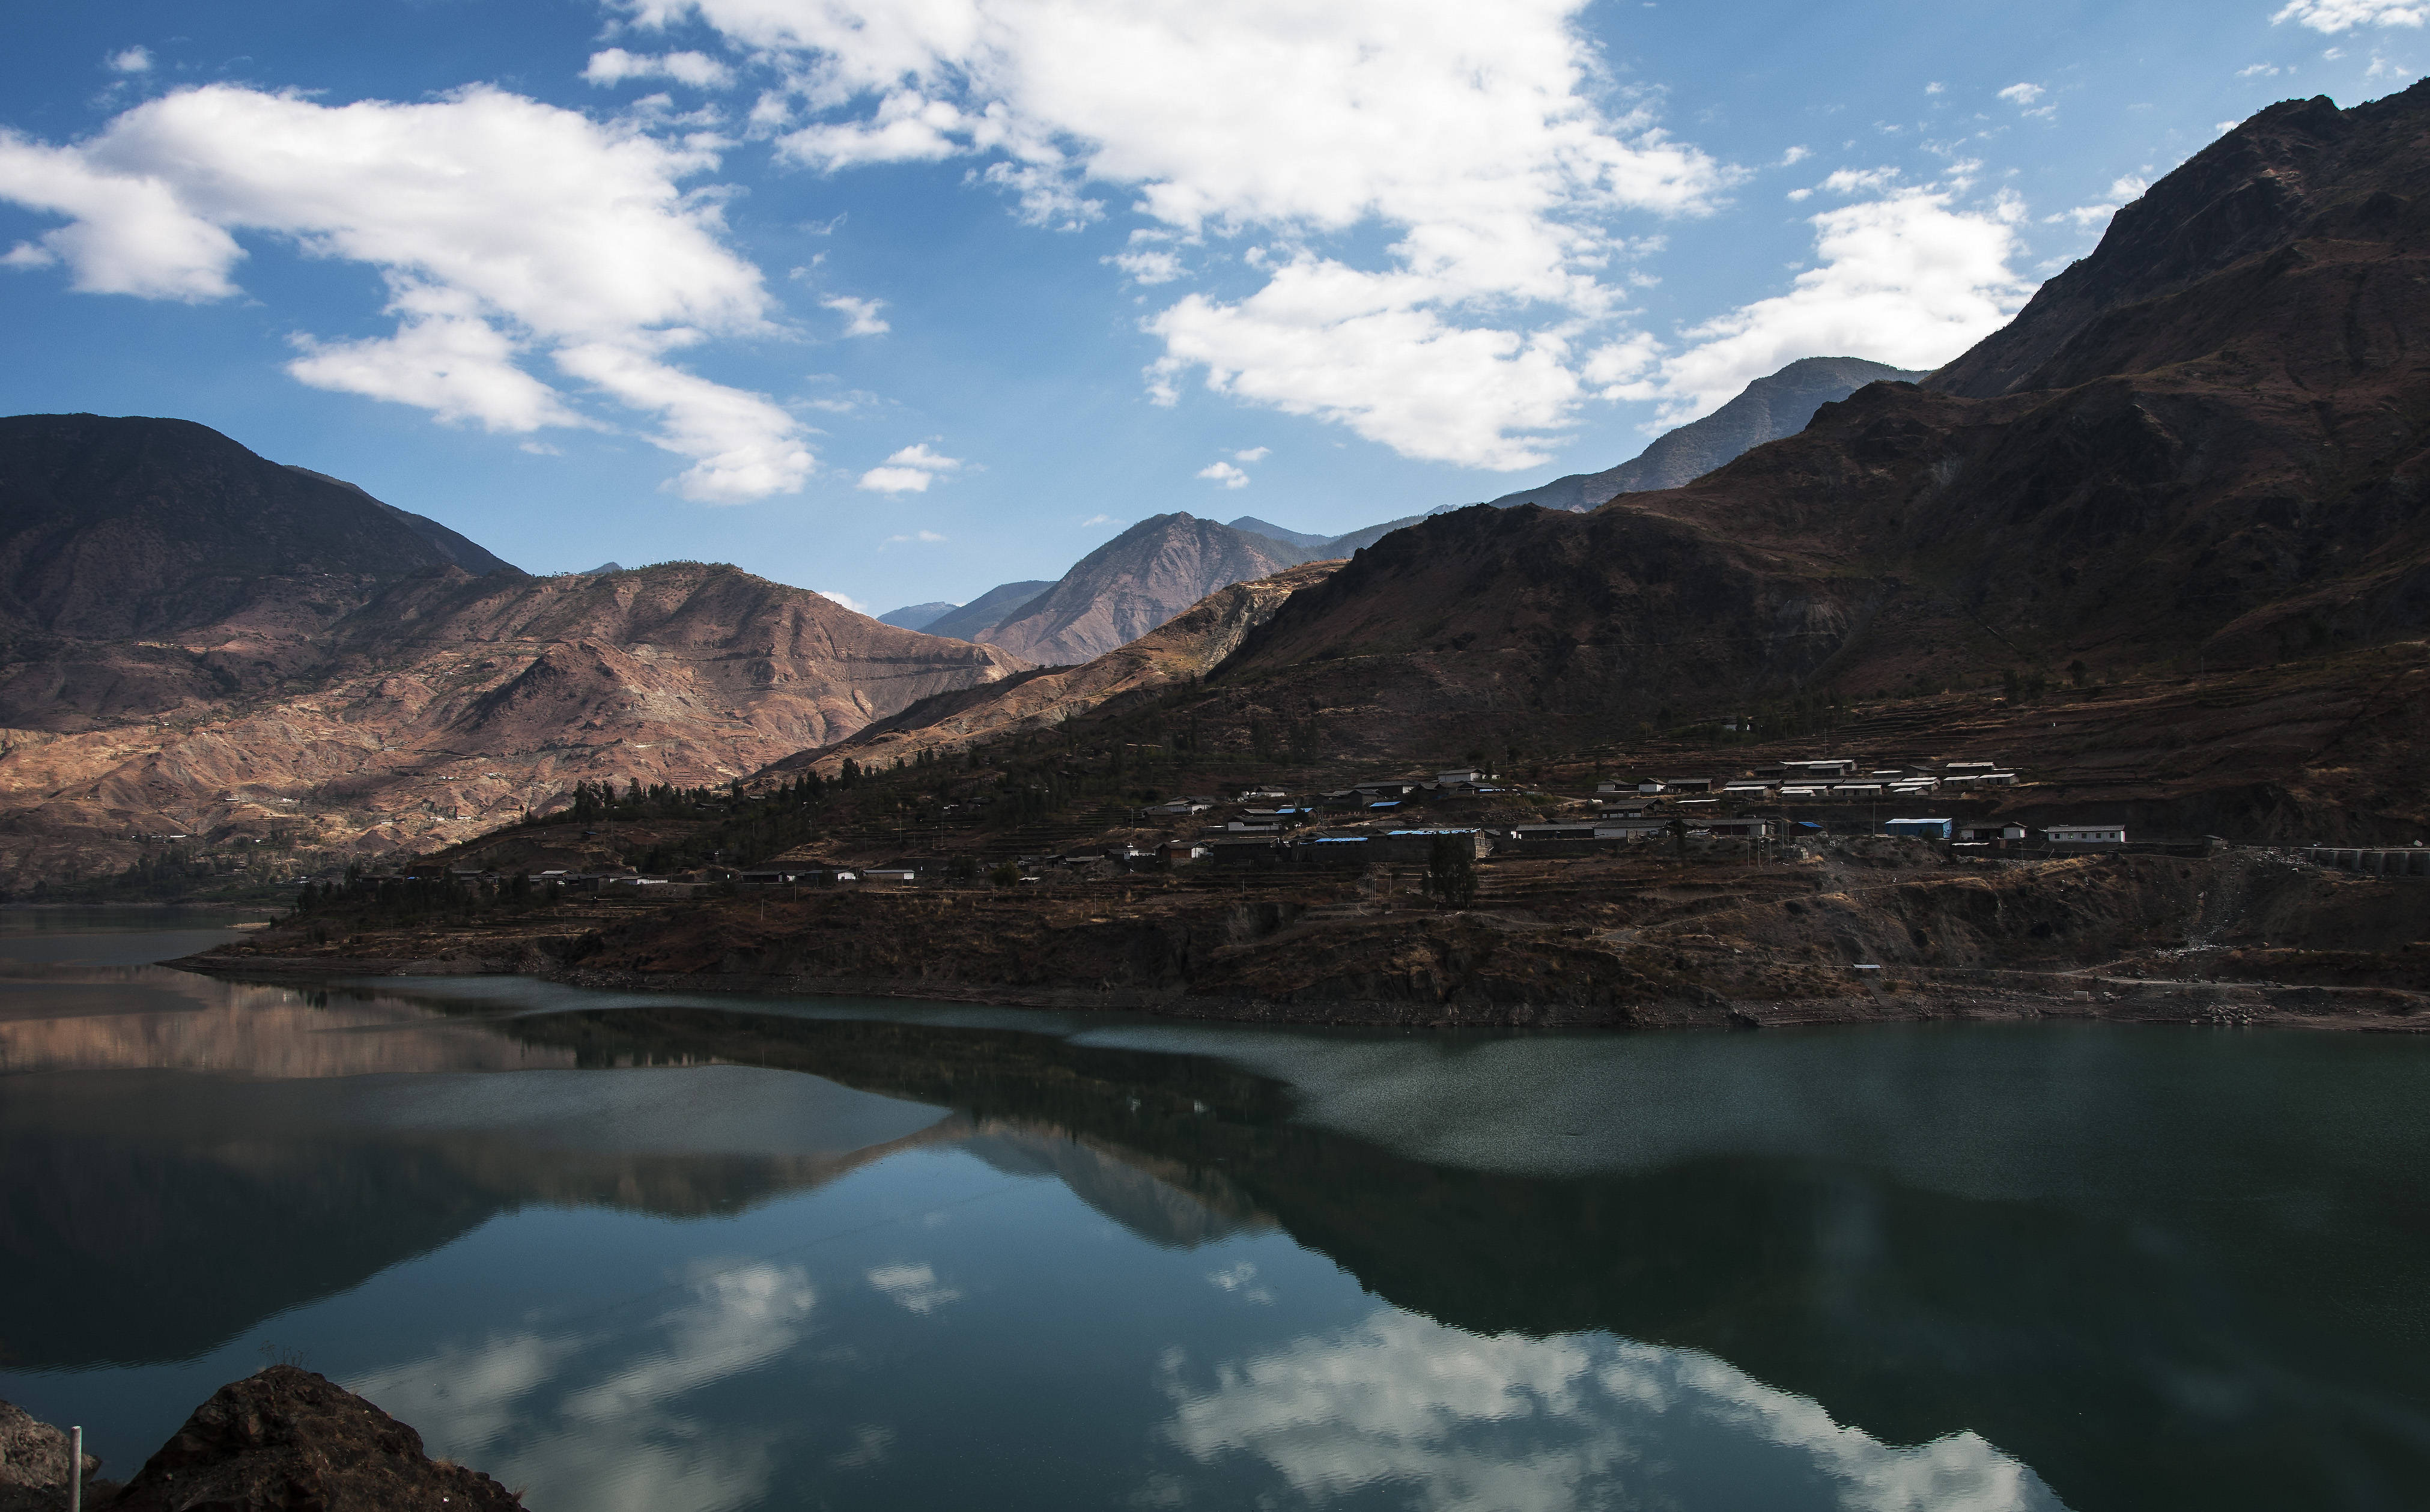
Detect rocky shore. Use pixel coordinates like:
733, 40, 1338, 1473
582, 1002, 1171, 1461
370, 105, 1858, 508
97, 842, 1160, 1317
174, 846, 2430, 1033
1, 1368, 518, 1511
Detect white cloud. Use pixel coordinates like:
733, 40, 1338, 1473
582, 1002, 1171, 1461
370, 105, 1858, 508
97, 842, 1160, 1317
1232, 446, 1269, 463
0, 84, 810, 501
885, 528, 947, 542
857, 441, 960, 492
866, 1262, 962, 1314
2367, 51, 2417, 77
857, 466, 934, 493
1821, 166, 1903, 195
1110, 247, 1186, 284
637, 0, 1732, 470
882, 442, 958, 470
1925, 81, 1946, 95
1197, 461, 1250, 489
816, 588, 870, 612
1079, 513, 1124, 526
2044, 174, 2151, 234
583, 48, 737, 89
1996, 83, 2045, 105
2238, 62, 2287, 76
106, 46, 153, 74
1614, 184, 2034, 422
822, 293, 890, 335
1779, 145, 1812, 166
2273, 0, 2426, 31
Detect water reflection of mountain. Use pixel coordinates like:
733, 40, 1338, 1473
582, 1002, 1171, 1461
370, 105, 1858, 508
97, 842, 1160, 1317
9, 994, 2423, 1509
485, 1006, 2429, 1512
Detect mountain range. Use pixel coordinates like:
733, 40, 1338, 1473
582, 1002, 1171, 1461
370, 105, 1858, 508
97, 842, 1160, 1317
0, 416, 1027, 877
10, 83, 2425, 878
889, 354, 1920, 668
792, 82, 2430, 845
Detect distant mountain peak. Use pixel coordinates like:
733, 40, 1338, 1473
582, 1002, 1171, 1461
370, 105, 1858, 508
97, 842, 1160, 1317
1226, 515, 1333, 550
1470, 355, 1925, 514
976, 513, 1307, 665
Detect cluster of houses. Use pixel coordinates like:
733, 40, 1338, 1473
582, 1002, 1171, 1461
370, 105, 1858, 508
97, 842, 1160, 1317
1124, 754, 2139, 870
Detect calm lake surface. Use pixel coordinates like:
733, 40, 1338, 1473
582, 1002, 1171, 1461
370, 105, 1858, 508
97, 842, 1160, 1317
3, 915, 2428, 1511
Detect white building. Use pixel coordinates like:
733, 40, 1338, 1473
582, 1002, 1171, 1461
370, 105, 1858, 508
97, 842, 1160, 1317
2046, 824, 2127, 844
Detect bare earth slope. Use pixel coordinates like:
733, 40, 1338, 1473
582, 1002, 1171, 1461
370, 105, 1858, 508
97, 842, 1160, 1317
977, 512, 1307, 664
0, 419, 1030, 880
1206, 86, 2430, 804
794, 559, 1344, 772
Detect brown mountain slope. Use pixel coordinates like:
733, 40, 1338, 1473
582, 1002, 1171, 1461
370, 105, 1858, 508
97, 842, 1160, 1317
1197, 83, 2430, 794
789, 559, 1344, 773
0, 559, 1028, 881
978, 513, 1308, 664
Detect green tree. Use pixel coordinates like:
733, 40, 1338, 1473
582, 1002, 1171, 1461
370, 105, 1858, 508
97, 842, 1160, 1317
1424, 834, 1477, 908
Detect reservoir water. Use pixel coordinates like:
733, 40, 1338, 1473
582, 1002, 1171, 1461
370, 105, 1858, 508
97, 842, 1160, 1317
3, 914, 2428, 1511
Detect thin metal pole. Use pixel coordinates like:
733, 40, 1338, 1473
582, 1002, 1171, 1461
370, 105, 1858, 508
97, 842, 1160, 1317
68, 1427, 82, 1512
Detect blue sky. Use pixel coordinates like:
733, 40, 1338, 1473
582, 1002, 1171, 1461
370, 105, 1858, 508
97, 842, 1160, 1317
0, 1, 2420, 616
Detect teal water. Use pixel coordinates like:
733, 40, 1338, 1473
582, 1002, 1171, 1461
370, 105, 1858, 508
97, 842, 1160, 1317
2, 920, 2428, 1510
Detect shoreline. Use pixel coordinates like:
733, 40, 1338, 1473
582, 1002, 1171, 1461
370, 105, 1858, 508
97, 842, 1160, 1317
166, 948, 2430, 1034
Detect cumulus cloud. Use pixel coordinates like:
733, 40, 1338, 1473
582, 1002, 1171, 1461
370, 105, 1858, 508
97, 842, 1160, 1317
885, 528, 947, 542
816, 588, 870, 613
822, 293, 890, 335
583, 48, 737, 88
0, 84, 810, 500
106, 46, 153, 74
1609, 176, 2034, 422
856, 467, 933, 493
2273, 0, 2426, 31
857, 442, 961, 493
1197, 460, 1250, 489
631, 0, 1733, 470
1996, 82, 2046, 105
1232, 446, 1269, 463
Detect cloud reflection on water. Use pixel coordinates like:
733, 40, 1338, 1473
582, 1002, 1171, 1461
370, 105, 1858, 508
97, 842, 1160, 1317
1162, 1310, 2066, 1512
350, 1261, 819, 1512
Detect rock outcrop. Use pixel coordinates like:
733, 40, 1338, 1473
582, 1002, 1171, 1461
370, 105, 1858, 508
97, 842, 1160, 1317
0, 1400, 105, 1511
107, 1367, 521, 1511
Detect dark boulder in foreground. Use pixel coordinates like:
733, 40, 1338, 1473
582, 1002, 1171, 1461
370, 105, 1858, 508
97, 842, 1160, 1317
108, 1366, 520, 1511
0, 1400, 108, 1511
